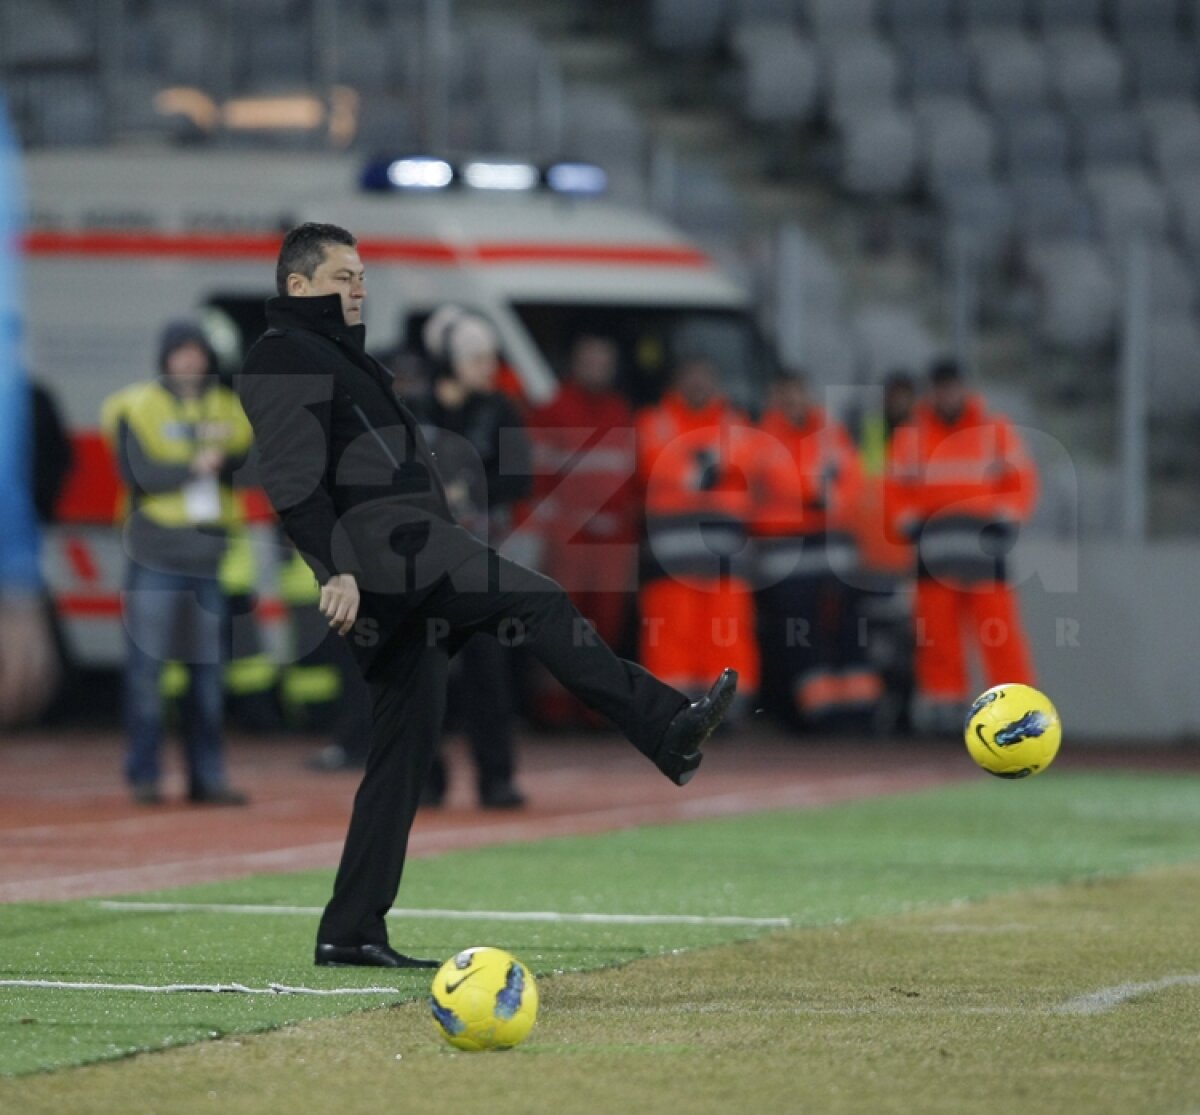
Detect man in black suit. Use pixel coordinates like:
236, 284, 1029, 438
238, 223, 738, 968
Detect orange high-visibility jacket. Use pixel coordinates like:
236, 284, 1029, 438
636, 392, 751, 514
751, 407, 865, 538
635, 391, 754, 579
886, 395, 1038, 536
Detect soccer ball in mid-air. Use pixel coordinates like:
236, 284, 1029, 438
429, 946, 539, 1051
964, 683, 1062, 779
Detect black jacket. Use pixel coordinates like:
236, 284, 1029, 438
237, 294, 485, 668
411, 390, 532, 535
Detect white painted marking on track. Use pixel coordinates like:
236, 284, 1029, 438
0, 979, 399, 996
1054, 974, 1200, 1015
93, 900, 792, 928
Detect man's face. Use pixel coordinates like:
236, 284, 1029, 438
570, 338, 618, 393
674, 360, 719, 410
289, 243, 366, 325
454, 350, 498, 394
775, 378, 811, 424
932, 378, 966, 421
164, 341, 210, 393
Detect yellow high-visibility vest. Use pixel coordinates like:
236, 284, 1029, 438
101, 379, 253, 529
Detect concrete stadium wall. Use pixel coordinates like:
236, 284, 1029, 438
1015, 537, 1200, 742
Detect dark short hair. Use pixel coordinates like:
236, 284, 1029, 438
777, 367, 810, 387
275, 222, 357, 296
929, 357, 963, 385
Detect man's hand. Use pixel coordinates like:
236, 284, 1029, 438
192, 447, 226, 476
0, 595, 60, 725
319, 573, 360, 636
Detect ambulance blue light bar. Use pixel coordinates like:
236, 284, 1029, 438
388, 157, 454, 189
544, 161, 608, 196
359, 157, 454, 191
361, 157, 608, 197
461, 160, 540, 190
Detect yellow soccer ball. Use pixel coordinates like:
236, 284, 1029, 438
964, 683, 1062, 779
429, 946, 538, 1051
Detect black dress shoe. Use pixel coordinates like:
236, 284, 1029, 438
188, 785, 249, 806
314, 942, 440, 969
654, 668, 739, 786
479, 780, 527, 810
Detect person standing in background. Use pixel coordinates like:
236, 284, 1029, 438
525, 335, 637, 727
102, 321, 253, 804
886, 358, 1039, 734
22, 378, 74, 718
636, 357, 759, 710
29, 379, 73, 525
0, 93, 58, 725
751, 370, 880, 732
850, 370, 919, 735
856, 371, 916, 478
414, 305, 532, 809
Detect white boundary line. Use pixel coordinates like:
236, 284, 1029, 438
0, 979, 399, 996
12, 973, 1198, 1011
94, 900, 792, 928
1054, 974, 1200, 1015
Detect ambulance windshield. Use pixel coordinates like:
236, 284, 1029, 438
512, 302, 772, 414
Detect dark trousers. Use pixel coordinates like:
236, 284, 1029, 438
331, 635, 372, 761
427, 633, 516, 798
757, 570, 867, 727
123, 563, 226, 792
317, 548, 686, 946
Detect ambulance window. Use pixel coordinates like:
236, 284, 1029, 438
511, 302, 771, 414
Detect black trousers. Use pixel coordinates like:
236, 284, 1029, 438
317, 547, 687, 946
427, 632, 516, 797
757, 570, 868, 727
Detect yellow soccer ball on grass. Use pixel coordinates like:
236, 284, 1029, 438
430, 946, 538, 1051
964, 683, 1062, 779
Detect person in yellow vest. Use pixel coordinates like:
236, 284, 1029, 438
101, 321, 253, 805
106, 386, 278, 729
847, 370, 919, 734
856, 371, 917, 478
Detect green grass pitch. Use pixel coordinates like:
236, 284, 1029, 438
2, 772, 1199, 1113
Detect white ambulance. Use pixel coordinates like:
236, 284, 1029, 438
23, 150, 769, 667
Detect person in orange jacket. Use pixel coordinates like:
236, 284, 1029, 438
752, 370, 882, 731
526, 336, 638, 726
886, 359, 1038, 732
635, 357, 759, 705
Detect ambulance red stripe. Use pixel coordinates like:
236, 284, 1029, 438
57, 595, 288, 622
24, 230, 711, 268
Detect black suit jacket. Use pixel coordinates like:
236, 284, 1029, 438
238, 294, 485, 669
